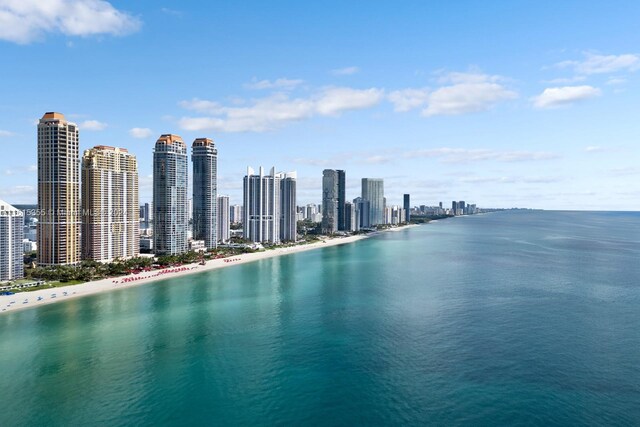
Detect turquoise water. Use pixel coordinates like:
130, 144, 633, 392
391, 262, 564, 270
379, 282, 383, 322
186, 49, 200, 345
1, 211, 640, 425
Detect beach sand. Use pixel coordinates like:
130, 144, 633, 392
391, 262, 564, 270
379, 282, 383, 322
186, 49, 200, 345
1, 228, 417, 315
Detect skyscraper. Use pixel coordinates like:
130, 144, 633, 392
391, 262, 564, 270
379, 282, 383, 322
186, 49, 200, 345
37, 112, 81, 266
322, 169, 339, 233
337, 170, 346, 231
217, 195, 230, 243
243, 167, 296, 244
153, 134, 188, 255
243, 166, 280, 244
279, 172, 297, 241
81, 146, 139, 262
362, 178, 384, 226
403, 194, 411, 223
192, 138, 218, 249
0, 200, 24, 281
230, 204, 243, 224
353, 197, 370, 230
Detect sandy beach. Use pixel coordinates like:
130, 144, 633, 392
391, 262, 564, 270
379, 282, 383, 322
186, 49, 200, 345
1, 228, 417, 315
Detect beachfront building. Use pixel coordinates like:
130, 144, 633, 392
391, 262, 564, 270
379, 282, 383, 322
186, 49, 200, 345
321, 169, 345, 233
404, 194, 411, 223
192, 138, 217, 249
362, 178, 384, 226
279, 172, 297, 242
37, 112, 81, 266
217, 195, 230, 243
243, 167, 297, 244
230, 204, 243, 224
344, 201, 356, 232
153, 134, 188, 255
81, 146, 139, 262
353, 197, 370, 230
0, 200, 24, 281
243, 167, 280, 244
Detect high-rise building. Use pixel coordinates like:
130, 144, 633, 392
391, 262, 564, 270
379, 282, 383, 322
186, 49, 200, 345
0, 200, 24, 281
458, 201, 466, 216
353, 197, 370, 230
243, 166, 280, 244
362, 178, 384, 226
344, 202, 356, 232
230, 204, 243, 224
322, 169, 339, 233
192, 138, 217, 249
217, 195, 230, 243
452, 201, 458, 215
279, 172, 297, 242
140, 202, 150, 229
81, 146, 139, 262
153, 134, 188, 255
243, 167, 296, 243
37, 112, 81, 266
337, 170, 346, 231
321, 169, 346, 233
403, 194, 411, 223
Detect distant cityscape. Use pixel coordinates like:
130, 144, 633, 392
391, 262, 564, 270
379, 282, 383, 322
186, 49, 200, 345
0, 111, 485, 283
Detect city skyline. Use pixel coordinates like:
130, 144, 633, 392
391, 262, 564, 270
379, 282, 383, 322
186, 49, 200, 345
2, 2, 640, 210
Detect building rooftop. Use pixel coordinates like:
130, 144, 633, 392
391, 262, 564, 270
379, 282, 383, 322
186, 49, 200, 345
192, 137, 215, 147
0, 199, 24, 215
41, 112, 66, 121
156, 134, 185, 146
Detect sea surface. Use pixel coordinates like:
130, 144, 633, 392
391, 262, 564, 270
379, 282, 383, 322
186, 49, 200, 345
1, 211, 640, 426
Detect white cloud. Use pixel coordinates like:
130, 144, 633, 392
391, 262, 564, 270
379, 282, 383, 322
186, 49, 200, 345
160, 7, 182, 17
331, 66, 359, 76
4, 164, 36, 175
458, 175, 562, 184
0, 130, 13, 137
80, 119, 107, 130
315, 87, 383, 115
422, 72, 517, 116
0, 185, 36, 202
585, 145, 604, 152
388, 88, 430, 112
244, 77, 304, 90
544, 76, 587, 84
556, 53, 640, 75
178, 87, 383, 132
532, 85, 601, 109
606, 77, 627, 85
404, 147, 559, 163
129, 127, 153, 138
0, 0, 141, 44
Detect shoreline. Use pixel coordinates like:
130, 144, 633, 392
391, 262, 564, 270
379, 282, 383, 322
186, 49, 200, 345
1, 225, 418, 315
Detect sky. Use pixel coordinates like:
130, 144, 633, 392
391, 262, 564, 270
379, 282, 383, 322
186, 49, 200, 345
1, 0, 639, 210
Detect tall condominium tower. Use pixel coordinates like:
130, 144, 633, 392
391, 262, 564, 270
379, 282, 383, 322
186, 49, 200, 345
321, 169, 345, 233
403, 194, 411, 223
322, 169, 338, 233
362, 178, 384, 226
192, 138, 217, 249
81, 146, 139, 262
153, 134, 188, 255
37, 112, 81, 266
217, 195, 230, 243
353, 197, 370, 230
242, 167, 296, 244
230, 204, 243, 224
0, 200, 24, 281
279, 172, 297, 242
243, 167, 280, 244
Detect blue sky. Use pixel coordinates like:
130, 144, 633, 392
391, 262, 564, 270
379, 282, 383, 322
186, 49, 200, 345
1, 0, 640, 210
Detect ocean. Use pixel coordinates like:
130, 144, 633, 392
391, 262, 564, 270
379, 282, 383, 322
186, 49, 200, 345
1, 211, 639, 425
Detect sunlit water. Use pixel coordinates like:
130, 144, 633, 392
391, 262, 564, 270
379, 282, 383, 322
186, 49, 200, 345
1, 211, 639, 425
